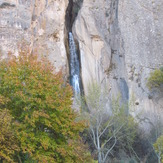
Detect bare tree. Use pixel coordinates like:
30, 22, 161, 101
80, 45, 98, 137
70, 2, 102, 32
80, 83, 137, 163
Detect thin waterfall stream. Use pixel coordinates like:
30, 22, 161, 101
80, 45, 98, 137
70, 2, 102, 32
68, 32, 81, 96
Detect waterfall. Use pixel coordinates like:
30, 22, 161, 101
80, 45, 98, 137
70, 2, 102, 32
68, 32, 81, 95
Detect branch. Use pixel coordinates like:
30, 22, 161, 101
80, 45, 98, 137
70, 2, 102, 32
103, 136, 117, 163
130, 145, 141, 161
90, 126, 98, 149
102, 123, 126, 149
18, 155, 22, 163
0, 110, 8, 124
99, 120, 114, 138
101, 135, 114, 149
97, 114, 103, 131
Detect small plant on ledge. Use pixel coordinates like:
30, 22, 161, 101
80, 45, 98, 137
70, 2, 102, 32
147, 66, 163, 90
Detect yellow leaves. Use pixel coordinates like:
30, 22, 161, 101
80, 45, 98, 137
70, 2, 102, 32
41, 138, 50, 150
147, 68, 163, 89
0, 109, 20, 162
32, 110, 50, 119
66, 139, 94, 163
57, 147, 67, 156
0, 95, 10, 105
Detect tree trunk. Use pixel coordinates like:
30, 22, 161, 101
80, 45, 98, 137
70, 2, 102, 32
98, 150, 102, 163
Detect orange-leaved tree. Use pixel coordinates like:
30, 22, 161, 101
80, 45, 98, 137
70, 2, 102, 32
0, 51, 91, 162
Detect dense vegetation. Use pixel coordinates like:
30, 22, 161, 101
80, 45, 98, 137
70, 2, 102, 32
0, 52, 92, 163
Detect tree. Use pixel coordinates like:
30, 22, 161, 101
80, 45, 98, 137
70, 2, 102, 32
0, 51, 92, 162
153, 135, 163, 163
146, 67, 163, 162
80, 83, 138, 163
146, 111, 163, 163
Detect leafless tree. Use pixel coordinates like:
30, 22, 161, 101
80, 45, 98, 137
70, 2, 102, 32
80, 83, 137, 163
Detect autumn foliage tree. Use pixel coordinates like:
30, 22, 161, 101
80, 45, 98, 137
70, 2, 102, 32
0, 51, 92, 162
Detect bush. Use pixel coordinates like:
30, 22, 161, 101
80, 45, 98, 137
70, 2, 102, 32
0, 51, 91, 162
147, 68, 163, 90
79, 83, 138, 162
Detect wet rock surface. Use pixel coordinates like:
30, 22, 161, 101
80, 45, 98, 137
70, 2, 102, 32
73, 0, 163, 132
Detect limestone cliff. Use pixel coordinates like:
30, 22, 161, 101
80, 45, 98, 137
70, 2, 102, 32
0, 0, 68, 72
73, 0, 163, 131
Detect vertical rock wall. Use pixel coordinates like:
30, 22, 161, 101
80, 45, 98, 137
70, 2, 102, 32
0, 0, 68, 72
0, 0, 32, 56
119, 0, 163, 130
73, 0, 163, 132
73, 0, 127, 100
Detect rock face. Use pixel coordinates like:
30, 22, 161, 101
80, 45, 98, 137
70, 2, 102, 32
118, 0, 163, 129
0, 0, 68, 72
73, 0, 163, 131
0, 0, 163, 132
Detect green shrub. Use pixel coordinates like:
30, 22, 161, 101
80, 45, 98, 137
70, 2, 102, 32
147, 68, 163, 89
0, 51, 92, 162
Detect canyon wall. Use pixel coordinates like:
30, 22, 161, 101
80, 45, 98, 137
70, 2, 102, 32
0, 0, 68, 72
0, 0, 163, 132
73, 0, 163, 131
118, 0, 163, 129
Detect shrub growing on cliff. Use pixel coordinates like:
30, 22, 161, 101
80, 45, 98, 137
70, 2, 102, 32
79, 83, 138, 163
0, 107, 19, 162
147, 67, 163, 90
0, 51, 92, 162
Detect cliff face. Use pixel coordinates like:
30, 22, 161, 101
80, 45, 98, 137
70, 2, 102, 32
0, 0, 68, 72
73, 0, 163, 130
0, 0, 163, 131
118, 0, 163, 128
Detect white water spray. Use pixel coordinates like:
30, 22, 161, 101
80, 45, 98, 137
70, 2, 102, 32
68, 32, 81, 95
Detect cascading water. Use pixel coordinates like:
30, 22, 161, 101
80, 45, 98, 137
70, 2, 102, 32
68, 32, 81, 95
